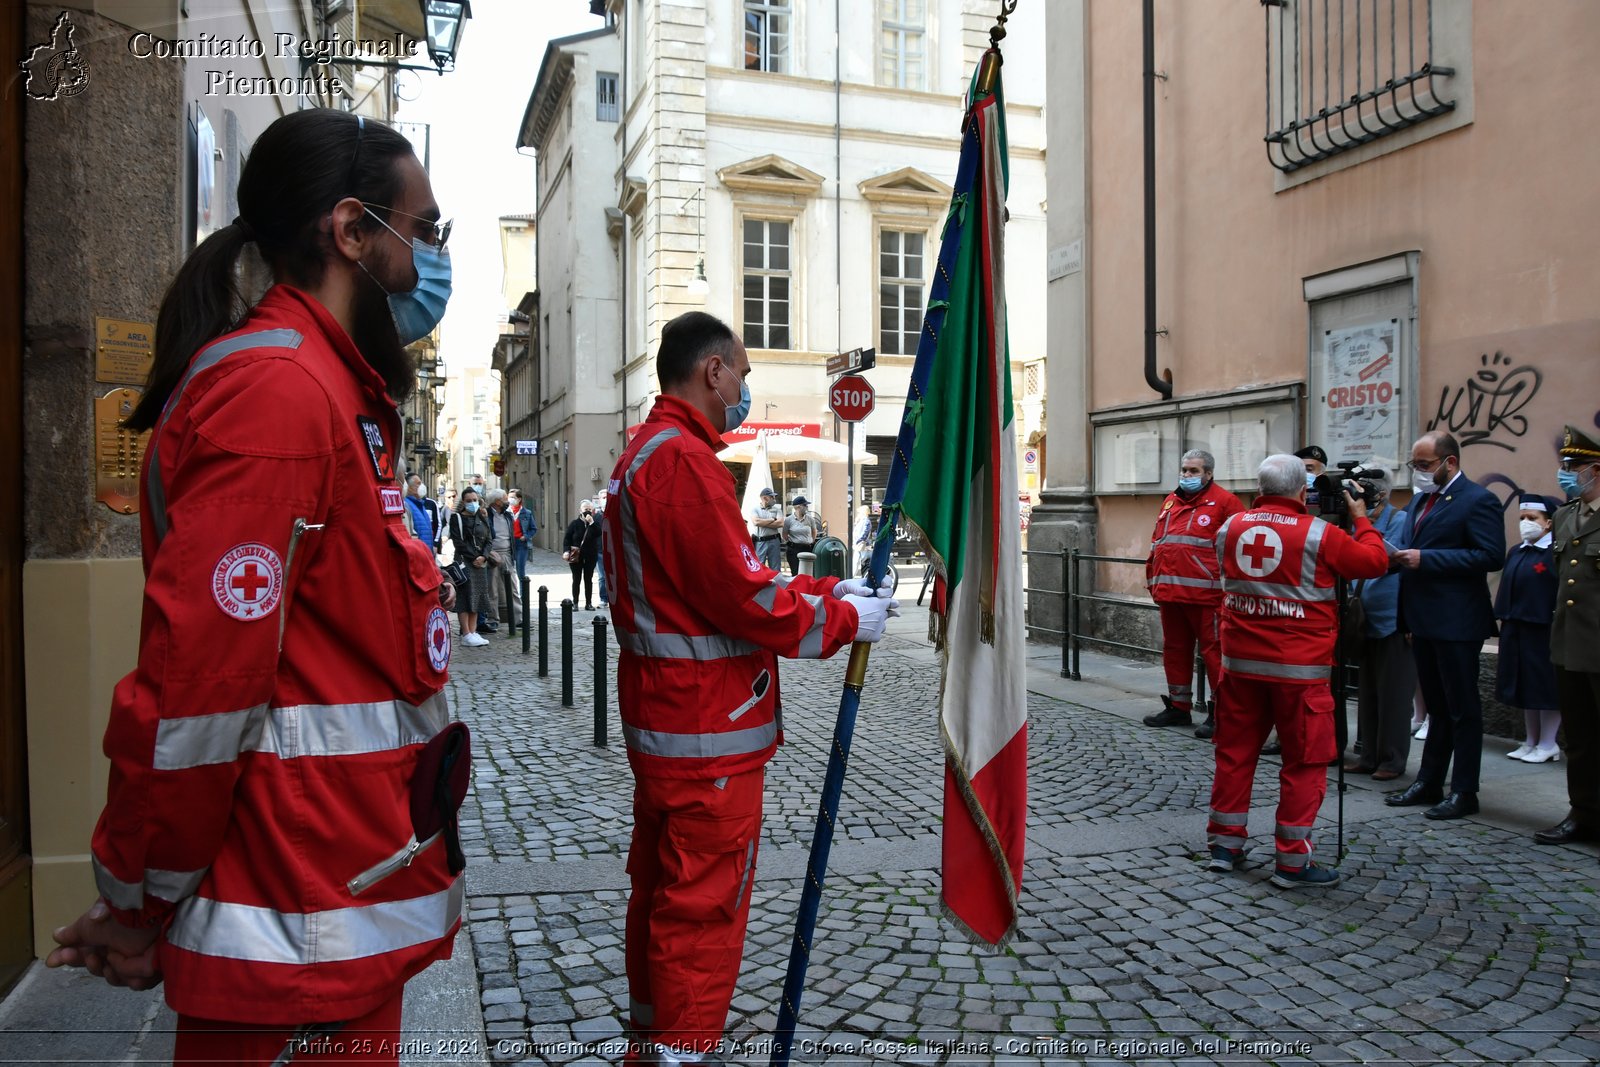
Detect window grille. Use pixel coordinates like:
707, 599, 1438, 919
879, 0, 926, 90
744, 0, 791, 74
1262, 0, 1455, 173
743, 219, 791, 350
1024, 362, 1042, 397
596, 72, 619, 122
878, 230, 924, 356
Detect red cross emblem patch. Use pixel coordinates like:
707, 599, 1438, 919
1533, 561, 1548, 575
212, 543, 284, 621
426, 607, 451, 672
1234, 526, 1285, 578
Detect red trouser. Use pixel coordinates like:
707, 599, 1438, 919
174, 989, 403, 1065
626, 769, 763, 1057
1206, 674, 1336, 873
1158, 602, 1221, 711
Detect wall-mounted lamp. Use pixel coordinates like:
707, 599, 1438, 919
680, 188, 710, 298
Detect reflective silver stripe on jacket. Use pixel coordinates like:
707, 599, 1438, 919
1276, 824, 1313, 841
148, 329, 305, 544
614, 629, 759, 660
153, 692, 450, 771
1208, 809, 1248, 827
92, 854, 208, 911
1221, 656, 1331, 681
622, 720, 778, 760
612, 426, 759, 661
795, 593, 828, 659
1221, 578, 1337, 602
1150, 575, 1221, 590
1152, 534, 1215, 549
165, 879, 463, 965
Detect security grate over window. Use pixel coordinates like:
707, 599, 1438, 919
1262, 0, 1456, 173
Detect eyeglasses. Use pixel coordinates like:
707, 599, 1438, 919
1406, 458, 1443, 472
361, 202, 453, 250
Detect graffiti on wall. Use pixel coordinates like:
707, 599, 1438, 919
1427, 352, 1543, 451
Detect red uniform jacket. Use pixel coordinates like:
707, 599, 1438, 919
1215, 495, 1390, 683
1146, 481, 1244, 605
602, 396, 859, 780
92, 286, 458, 1024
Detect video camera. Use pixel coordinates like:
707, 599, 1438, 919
1313, 460, 1386, 525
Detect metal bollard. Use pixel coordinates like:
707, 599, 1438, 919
561, 598, 574, 708
521, 575, 531, 655
1060, 547, 1072, 679
798, 551, 816, 577
593, 615, 608, 746
538, 586, 549, 676
502, 567, 516, 637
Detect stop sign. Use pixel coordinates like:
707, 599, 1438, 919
829, 374, 875, 422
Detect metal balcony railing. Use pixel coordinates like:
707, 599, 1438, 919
1263, 0, 1456, 173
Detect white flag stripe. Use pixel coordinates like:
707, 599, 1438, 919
940, 425, 1027, 774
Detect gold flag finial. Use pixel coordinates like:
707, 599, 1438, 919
977, 1, 1018, 95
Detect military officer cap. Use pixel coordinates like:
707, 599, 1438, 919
1558, 424, 1600, 464
1294, 445, 1329, 466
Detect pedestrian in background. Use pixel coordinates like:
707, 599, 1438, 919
1385, 430, 1505, 822
564, 500, 603, 610
1143, 448, 1243, 738
45, 107, 462, 1062
853, 503, 876, 576
509, 488, 536, 590
783, 496, 822, 575
1497, 494, 1561, 764
1534, 426, 1600, 847
749, 487, 784, 570
405, 472, 439, 553
484, 487, 515, 631
1346, 470, 1414, 781
602, 311, 896, 1065
453, 486, 494, 646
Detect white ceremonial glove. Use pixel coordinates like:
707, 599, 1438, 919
834, 569, 898, 600
842, 594, 902, 643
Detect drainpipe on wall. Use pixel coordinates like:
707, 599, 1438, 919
1143, 0, 1172, 400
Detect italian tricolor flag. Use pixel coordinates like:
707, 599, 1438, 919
895, 63, 1027, 946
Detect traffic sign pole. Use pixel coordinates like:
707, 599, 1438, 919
828, 371, 876, 542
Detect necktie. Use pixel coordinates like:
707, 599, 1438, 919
1415, 493, 1438, 529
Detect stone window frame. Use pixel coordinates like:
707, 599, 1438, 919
719, 155, 825, 355
859, 167, 952, 362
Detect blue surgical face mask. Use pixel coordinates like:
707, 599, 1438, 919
360, 209, 453, 346
465, 501, 479, 514
715, 367, 752, 433
1305, 472, 1316, 489
1568, 467, 1593, 502
1177, 475, 1203, 494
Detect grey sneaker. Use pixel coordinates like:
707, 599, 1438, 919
1271, 863, 1340, 889
1208, 845, 1244, 872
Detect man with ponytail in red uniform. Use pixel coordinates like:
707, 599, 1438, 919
46, 109, 462, 1064
1205, 453, 1390, 889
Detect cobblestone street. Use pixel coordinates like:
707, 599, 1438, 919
445, 550, 1600, 1066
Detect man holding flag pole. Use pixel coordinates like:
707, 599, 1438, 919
771, 3, 1029, 1062
602, 312, 899, 1066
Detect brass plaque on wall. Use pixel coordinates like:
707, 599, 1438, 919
94, 388, 148, 515
94, 316, 155, 386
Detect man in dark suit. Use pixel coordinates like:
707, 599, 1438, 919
1385, 430, 1506, 820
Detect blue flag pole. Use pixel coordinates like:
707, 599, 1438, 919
767, 30, 1009, 1064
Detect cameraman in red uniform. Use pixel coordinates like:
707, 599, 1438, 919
1205, 454, 1390, 888
1143, 449, 1244, 737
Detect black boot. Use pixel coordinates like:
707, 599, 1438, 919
1194, 701, 1216, 740
1143, 695, 1193, 728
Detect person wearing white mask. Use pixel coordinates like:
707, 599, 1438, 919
1384, 430, 1506, 821
1495, 494, 1561, 764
